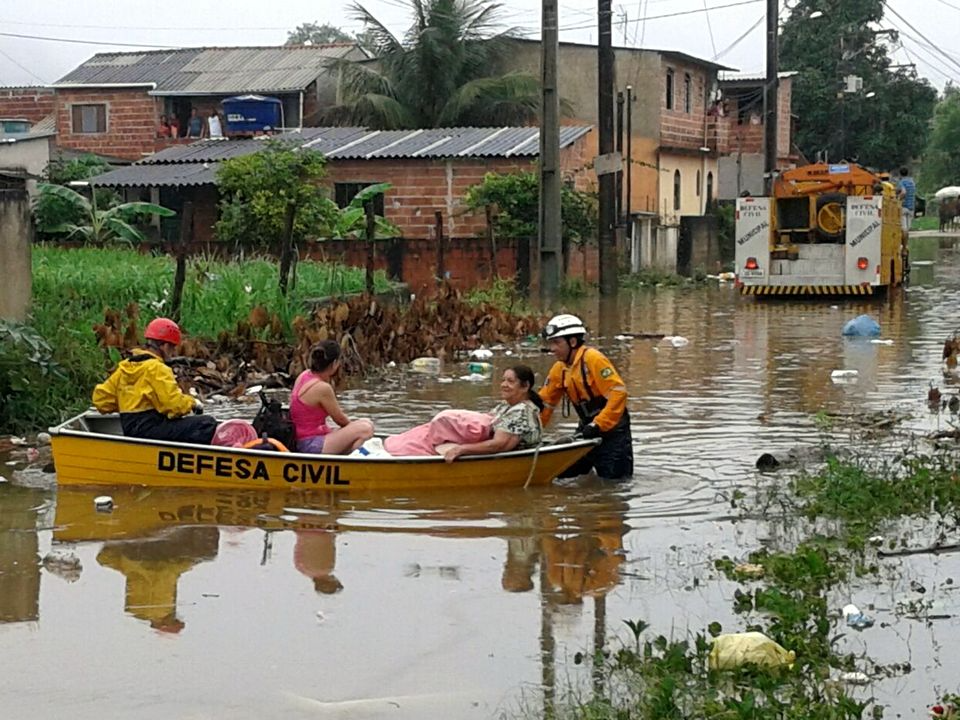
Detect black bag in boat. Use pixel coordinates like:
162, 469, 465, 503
252, 391, 297, 451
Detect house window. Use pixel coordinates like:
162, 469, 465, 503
706, 172, 714, 208
673, 170, 681, 211
71, 104, 107, 134
696, 170, 701, 197
334, 182, 385, 215
684, 73, 692, 113
665, 69, 674, 110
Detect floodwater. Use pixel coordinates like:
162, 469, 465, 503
2, 236, 960, 719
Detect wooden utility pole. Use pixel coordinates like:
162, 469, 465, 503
170, 201, 192, 321
539, 0, 562, 300
597, 0, 618, 295
763, 0, 779, 194
434, 211, 445, 283
364, 200, 376, 295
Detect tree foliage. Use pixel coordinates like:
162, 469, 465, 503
332, 183, 400, 238
464, 171, 597, 244
215, 140, 339, 249
920, 85, 960, 193
780, 0, 937, 169
33, 153, 118, 239
37, 183, 174, 245
286, 22, 353, 45
324, 0, 541, 129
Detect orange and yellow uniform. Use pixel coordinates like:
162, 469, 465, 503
539, 346, 628, 432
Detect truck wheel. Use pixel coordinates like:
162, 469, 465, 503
815, 192, 847, 241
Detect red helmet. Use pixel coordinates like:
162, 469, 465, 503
144, 317, 182, 346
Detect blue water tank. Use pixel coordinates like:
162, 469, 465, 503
221, 95, 282, 134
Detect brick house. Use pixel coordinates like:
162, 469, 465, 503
715, 71, 798, 200
502, 39, 733, 271
0, 87, 57, 133
87, 124, 593, 239
51, 45, 368, 162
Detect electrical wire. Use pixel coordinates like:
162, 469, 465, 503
702, 0, 718, 59
0, 45, 49, 84
0, 31, 177, 49
713, 14, 763, 60
882, 1, 960, 75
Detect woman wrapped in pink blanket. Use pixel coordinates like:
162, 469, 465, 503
385, 365, 543, 462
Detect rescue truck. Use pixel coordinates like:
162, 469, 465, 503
735, 162, 906, 296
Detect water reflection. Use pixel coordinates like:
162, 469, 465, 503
0, 485, 46, 623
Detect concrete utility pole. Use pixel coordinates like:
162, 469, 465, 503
763, 0, 779, 194
598, 0, 618, 295
539, 0, 562, 300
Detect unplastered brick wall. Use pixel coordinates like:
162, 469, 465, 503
326, 140, 590, 238
0, 87, 56, 124
660, 61, 713, 151
56, 88, 160, 161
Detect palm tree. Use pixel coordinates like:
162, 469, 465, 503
325, 0, 541, 129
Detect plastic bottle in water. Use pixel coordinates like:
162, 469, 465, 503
466, 361, 493, 375
410, 357, 441, 373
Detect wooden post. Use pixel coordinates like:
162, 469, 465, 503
278, 200, 297, 297
485, 203, 498, 279
364, 199, 376, 295
435, 210, 445, 283
170, 200, 192, 322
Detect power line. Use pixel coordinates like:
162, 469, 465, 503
1, 19, 290, 31
933, 0, 960, 11
702, 0, 718, 58
0, 31, 177, 49
0, 46, 48, 84
713, 14, 763, 60
882, 1, 960, 75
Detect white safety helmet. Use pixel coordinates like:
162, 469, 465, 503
542, 313, 587, 341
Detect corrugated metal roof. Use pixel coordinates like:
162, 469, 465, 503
719, 71, 798, 83
91, 125, 593, 187
54, 45, 360, 95
145, 126, 593, 165
90, 163, 218, 188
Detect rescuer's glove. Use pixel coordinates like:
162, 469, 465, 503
580, 423, 601, 440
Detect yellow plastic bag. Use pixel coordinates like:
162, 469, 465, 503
708, 632, 796, 671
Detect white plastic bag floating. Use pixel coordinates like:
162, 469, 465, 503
661, 335, 690, 348
469, 347, 493, 360
708, 632, 795, 671
831, 369, 859, 384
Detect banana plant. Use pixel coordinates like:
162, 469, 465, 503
332, 183, 400, 239
38, 183, 175, 245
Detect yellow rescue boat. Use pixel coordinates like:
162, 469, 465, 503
49, 412, 599, 492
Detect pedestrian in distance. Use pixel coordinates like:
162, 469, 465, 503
539, 314, 633, 480
92, 318, 218, 444
897, 166, 916, 235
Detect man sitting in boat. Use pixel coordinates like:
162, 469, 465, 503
92, 318, 218, 445
385, 365, 543, 461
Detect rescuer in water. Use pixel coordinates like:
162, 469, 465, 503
538, 314, 633, 480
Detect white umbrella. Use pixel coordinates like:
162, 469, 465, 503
934, 186, 960, 200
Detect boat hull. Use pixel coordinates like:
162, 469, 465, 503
49, 413, 599, 492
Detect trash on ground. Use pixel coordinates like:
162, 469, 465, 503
410, 357, 441, 374
615, 334, 632, 341
869, 535, 884, 545
842, 604, 875, 630
831, 369, 859, 383
94, 495, 114, 512
842, 314, 881, 337
708, 632, 795, 671
459, 373, 490, 382
36, 432, 52, 446
9, 436, 26, 446
734, 563, 765, 578
661, 336, 690, 348
469, 348, 493, 360
838, 671, 871, 685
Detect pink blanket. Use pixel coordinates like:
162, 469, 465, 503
384, 410, 493, 456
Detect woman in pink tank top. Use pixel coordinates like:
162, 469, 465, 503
290, 340, 374, 454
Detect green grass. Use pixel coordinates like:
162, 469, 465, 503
911, 215, 940, 231
1, 246, 394, 433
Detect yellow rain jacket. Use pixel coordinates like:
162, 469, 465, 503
539, 346, 628, 433
92, 349, 195, 419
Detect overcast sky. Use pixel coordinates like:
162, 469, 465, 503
2, 0, 958, 91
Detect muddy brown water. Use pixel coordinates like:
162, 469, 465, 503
2, 236, 959, 719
